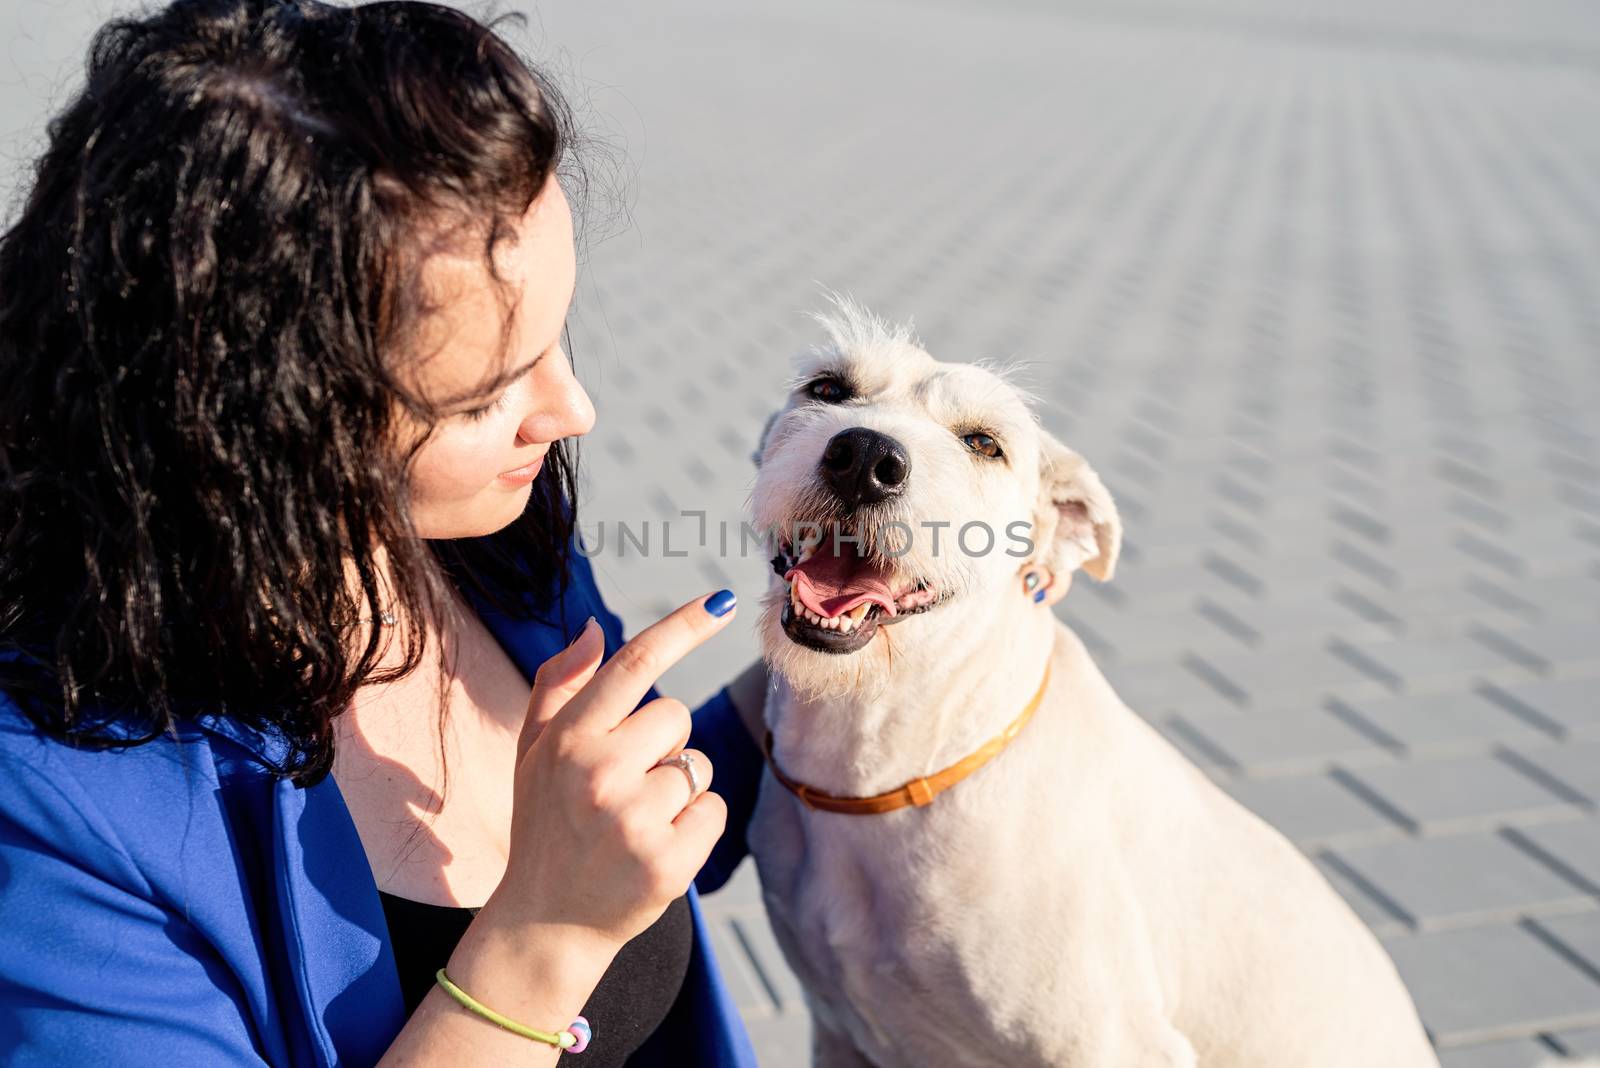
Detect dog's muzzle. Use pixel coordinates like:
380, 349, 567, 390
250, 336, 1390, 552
769, 520, 948, 654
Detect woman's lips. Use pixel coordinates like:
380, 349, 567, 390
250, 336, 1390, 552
498, 454, 546, 485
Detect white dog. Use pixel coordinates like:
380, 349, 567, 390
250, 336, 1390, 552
745, 298, 1440, 1067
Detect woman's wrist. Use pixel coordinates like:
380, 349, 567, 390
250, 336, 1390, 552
443, 896, 617, 1039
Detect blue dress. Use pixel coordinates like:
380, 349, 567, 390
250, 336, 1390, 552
0, 549, 764, 1067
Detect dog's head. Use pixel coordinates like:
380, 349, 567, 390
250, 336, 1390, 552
751, 296, 1120, 697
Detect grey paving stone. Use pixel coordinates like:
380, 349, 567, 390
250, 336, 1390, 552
1175, 644, 1389, 705
1225, 772, 1405, 848
708, 854, 766, 909
1556, 1026, 1600, 1057
1511, 742, 1600, 806
1069, 602, 1252, 664
1332, 634, 1547, 694
1380, 584, 1551, 638
1330, 832, 1598, 932
1342, 755, 1586, 834
1385, 925, 1600, 1045
1440, 1038, 1573, 1068
1507, 820, 1600, 895
1100, 659, 1216, 712
726, 906, 810, 1016
1153, 715, 1237, 781
1473, 622, 1600, 678
1532, 911, 1600, 980
704, 912, 780, 1018
1482, 679, 1600, 740
1313, 853, 1411, 940
1335, 689, 1560, 757
1217, 588, 1401, 646
1176, 705, 1395, 777
745, 1014, 812, 1066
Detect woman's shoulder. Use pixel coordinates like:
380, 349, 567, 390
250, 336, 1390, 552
0, 687, 275, 793
0, 687, 282, 893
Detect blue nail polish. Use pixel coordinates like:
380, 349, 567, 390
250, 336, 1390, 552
705, 589, 737, 617
1033, 589, 1046, 604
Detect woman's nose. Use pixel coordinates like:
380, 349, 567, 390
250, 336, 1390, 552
518, 347, 595, 443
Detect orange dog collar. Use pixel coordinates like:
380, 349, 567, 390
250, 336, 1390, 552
762, 659, 1052, 815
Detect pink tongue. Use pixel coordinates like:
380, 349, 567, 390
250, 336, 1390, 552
785, 548, 899, 620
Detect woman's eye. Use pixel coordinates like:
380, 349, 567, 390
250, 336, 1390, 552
805, 377, 849, 403
961, 431, 1003, 459
461, 392, 510, 422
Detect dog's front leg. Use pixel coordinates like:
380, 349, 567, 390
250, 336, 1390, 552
810, 1014, 879, 1068
1058, 860, 1200, 1068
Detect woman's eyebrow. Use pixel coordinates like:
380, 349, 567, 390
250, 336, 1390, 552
440, 350, 546, 405
440, 291, 571, 405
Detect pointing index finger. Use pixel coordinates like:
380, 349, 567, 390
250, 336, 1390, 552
559, 589, 737, 735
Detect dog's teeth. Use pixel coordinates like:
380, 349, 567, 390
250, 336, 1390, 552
847, 602, 870, 623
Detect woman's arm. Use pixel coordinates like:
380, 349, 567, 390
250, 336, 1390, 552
0, 757, 274, 1066
377, 905, 613, 1067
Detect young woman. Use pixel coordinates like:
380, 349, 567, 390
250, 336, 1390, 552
0, 2, 767, 1064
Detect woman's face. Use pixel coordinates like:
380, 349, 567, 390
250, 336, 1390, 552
398, 175, 595, 540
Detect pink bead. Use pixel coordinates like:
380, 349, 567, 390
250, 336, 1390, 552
566, 1015, 591, 1053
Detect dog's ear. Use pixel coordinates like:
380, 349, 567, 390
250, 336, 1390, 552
1033, 429, 1121, 582
752, 409, 782, 468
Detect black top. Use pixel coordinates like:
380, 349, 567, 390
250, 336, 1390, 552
377, 889, 694, 1066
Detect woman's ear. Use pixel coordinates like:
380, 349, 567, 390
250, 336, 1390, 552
1031, 429, 1122, 582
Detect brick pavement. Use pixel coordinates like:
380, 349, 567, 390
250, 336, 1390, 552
5, 1, 1598, 1064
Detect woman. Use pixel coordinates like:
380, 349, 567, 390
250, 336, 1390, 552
0, 1, 768, 1065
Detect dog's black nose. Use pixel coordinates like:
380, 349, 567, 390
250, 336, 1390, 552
819, 428, 911, 509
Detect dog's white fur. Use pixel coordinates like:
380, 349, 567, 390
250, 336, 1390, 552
746, 297, 1440, 1067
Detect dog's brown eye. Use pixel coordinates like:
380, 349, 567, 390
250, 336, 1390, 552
806, 377, 848, 403
961, 432, 1003, 459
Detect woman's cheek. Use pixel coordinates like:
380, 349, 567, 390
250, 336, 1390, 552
414, 426, 499, 501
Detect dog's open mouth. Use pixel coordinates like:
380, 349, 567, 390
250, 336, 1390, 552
769, 522, 947, 654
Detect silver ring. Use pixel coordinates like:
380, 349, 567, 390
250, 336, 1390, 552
655, 752, 700, 800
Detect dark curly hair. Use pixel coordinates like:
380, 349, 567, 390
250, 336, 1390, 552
0, 0, 589, 789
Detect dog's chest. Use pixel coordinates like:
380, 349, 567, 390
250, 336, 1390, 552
750, 770, 1050, 1067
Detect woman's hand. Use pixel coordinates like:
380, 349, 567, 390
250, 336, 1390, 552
479, 591, 737, 961
433, 590, 735, 1053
